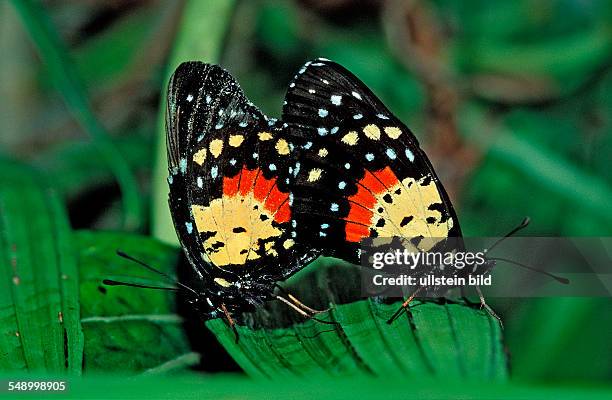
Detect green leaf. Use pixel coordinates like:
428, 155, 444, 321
75, 231, 195, 374
0, 160, 83, 374
205, 260, 507, 380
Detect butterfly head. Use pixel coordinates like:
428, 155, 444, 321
182, 270, 276, 319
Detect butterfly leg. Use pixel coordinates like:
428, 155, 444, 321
274, 284, 329, 314
220, 303, 240, 343
274, 295, 338, 326
386, 287, 423, 324
475, 285, 503, 329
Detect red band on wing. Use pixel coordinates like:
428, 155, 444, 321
223, 171, 240, 196
222, 166, 290, 224
265, 185, 290, 223
345, 167, 399, 242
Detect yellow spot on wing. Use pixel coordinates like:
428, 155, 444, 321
229, 134, 244, 147
264, 241, 278, 256
384, 126, 402, 139
341, 131, 359, 146
193, 148, 207, 165
209, 139, 223, 158
275, 139, 290, 155
258, 131, 273, 141
363, 124, 381, 140
283, 239, 294, 249
307, 168, 323, 182
214, 277, 232, 287
318, 148, 328, 157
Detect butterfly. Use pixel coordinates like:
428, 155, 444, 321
164, 58, 501, 333
165, 62, 325, 334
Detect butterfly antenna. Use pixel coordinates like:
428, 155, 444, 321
116, 250, 199, 296
484, 217, 530, 254
489, 257, 570, 285
102, 279, 179, 291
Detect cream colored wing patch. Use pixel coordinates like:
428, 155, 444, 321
345, 167, 453, 251
191, 166, 291, 267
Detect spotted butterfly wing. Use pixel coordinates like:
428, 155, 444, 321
282, 59, 463, 267
166, 62, 318, 314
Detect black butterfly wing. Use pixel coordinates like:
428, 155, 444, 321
166, 62, 317, 284
282, 59, 463, 265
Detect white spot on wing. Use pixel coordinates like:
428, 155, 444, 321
331, 95, 342, 105
405, 148, 415, 162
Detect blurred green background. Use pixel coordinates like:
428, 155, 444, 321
1, 0, 611, 396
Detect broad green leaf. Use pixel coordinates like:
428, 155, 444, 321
207, 299, 507, 380
76, 231, 195, 374
0, 160, 83, 374
206, 260, 507, 380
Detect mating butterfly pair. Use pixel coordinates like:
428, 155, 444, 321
165, 58, 467, 329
